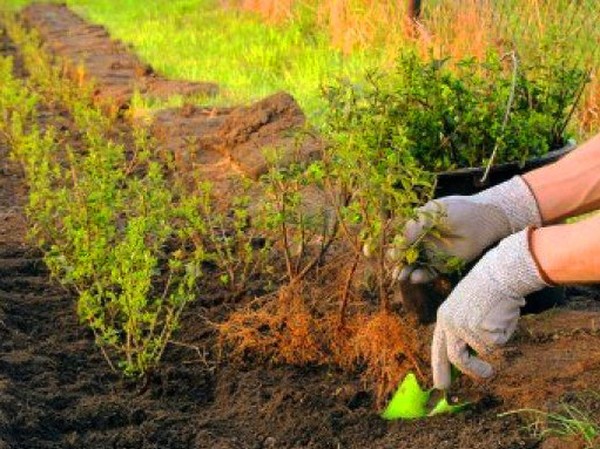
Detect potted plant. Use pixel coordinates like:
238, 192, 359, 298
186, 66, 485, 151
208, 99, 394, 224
321, 48, 589, 322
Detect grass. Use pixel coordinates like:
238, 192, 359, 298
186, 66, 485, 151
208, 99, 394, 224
236, 0, 600, 137
9, 0, 385, 119
500, 393, 600, 448
3, 0, 600, 136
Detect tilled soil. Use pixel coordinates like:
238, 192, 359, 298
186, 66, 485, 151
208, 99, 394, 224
1, 5, 600, 449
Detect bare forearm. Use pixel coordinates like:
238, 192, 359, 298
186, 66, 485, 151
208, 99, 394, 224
531, 213, 600, 284
523, 133, 600, 223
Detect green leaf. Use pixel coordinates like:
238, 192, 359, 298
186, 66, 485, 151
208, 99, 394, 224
405, 247, 419, 265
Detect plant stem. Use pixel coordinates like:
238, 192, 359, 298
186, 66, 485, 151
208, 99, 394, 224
480, 50, 519, 184
339, 251, 360, 328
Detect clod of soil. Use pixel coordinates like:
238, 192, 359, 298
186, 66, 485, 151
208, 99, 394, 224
152, 92, 322, 182
215, 91, 322, 178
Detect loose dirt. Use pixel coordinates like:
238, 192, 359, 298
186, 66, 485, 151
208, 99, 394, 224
1, 6, 600, 449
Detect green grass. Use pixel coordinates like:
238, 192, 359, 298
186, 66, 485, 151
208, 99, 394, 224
3, 0, 600, 135
501, 394, 600, 449
2, 0, 386, 119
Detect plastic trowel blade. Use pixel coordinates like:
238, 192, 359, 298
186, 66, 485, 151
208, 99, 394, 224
381, 373, 429, 419
381, 372, 469, 420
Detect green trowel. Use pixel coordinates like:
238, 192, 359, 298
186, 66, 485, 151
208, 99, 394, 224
381, 373, 469, 420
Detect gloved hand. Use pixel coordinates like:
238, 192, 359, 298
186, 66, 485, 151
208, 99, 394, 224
431, 228, 549, 390
398, 176, 542, 284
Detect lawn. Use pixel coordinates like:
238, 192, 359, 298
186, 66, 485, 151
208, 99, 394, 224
57, 0, 387, 118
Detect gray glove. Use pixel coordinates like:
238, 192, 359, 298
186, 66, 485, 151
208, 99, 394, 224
431, 229, 548, 390
399, 176, 542, 283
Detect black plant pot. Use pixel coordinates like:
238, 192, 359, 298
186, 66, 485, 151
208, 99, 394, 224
402, 141, 576, 324
434, 141, 576, 197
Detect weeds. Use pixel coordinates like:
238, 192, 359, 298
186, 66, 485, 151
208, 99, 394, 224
501, 393, 600, 449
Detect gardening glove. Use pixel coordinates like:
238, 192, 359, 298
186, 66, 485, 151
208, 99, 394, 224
431, 228, 549, 390
398, 176, 542, 284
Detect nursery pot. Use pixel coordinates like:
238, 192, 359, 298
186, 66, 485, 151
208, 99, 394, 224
433, 141, 576, 197
402, 141, 576, 324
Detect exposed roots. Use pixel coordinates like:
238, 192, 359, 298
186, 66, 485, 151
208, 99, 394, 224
217, 281, 427, 405
217, 285, 324, 366
351, 310, 425, 406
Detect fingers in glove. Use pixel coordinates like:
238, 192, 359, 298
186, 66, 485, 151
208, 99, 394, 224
404, 218, 430, 244
403, 201, 443, 243
431, 326, 452, 390
409, 266, 437, 284
396, 265, 414, 282
395, 265, 437, 284
446, 333, 494, 381
393, 265, 407, 282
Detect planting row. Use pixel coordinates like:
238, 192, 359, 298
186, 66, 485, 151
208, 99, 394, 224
1, 22, 211, 376
0, 3, 590, 403
0, 13, 440, 402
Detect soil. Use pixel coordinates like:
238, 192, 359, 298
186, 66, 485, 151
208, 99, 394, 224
150, 91, 321, 188
20, 3, 219, 109
1, 6, 600, 449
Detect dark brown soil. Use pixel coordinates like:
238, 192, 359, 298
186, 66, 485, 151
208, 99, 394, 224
1, 7, 600, 449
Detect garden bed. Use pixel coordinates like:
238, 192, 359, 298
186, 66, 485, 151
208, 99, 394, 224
1, 6, 600, 449
21, 3, 321, 184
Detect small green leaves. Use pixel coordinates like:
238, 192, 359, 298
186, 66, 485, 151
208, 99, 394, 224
323, 48, 584, 173
1, 21, 208, 377
404, 247, 419, 265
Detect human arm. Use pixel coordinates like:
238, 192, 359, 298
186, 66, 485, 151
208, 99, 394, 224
402, 132, 600, 283
432, 213, 600, 389
531, 212, 600, 283
524, 133, 600, 224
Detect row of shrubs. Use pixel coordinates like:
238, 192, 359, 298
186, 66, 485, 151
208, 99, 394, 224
1, 21, 210, 376
0, 11, 587, 402
0, 14, 437, 400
